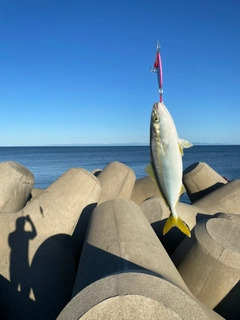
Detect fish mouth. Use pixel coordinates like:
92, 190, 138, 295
153, 102, 166, 115
153, 103, 159, 111
153, 103, 161, 116
153, 102, 164, 112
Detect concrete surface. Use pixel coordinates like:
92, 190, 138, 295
29, 188, 44, 200
0, 168, 102, 320
140, 196, 202, 254
172, 217, 240, 319
97, 161, 136, 204
130, 176, 161, 205
0, 161, 35, 213
1, 159, 235, 320
58, 272, 223, 320
69, 199, 223, 320
72, 198, 190, 296
183, 162, 228, 203
214, 212, 240, 225
193, 179, 240, 214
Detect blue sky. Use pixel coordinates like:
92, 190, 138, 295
1, 0, 240, 146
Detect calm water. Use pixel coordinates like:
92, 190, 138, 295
0, 145, 239, 203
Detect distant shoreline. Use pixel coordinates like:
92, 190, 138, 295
0, 143, 239, 148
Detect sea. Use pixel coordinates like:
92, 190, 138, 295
0, 145, 239, 204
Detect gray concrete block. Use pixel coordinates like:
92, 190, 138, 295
91, 168, 102, 177
0, 161, 35, 213
140, 196, 201, 254
193, 179, 240, 214
70, 198, 223, 319
140, 196, 166, 223
97, 161, 136, 204
72, 198, 189, 296
172, 217, 240, 319
57, 273, 223, 320
0, 168, 102, 320
29, 188, 44, 200
183, 162, 228, 203
214, 212, 240, 226
130, 176, 161, 205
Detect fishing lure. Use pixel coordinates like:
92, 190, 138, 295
151, 41, 163, 102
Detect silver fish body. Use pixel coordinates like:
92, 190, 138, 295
146, 102, 192, 236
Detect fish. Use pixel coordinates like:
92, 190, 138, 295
145, 102, 192, 237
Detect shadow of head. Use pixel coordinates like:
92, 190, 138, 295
16, 217, 26, 229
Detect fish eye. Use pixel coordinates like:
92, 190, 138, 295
153, 116, 160, 123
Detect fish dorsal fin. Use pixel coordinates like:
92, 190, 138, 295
145, 162, 163, 197
178, 139, 193, 156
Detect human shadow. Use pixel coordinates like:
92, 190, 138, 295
1, 202, 95, 320
0, 274, 36, 319
8, 215, 37, 298
27, 203, 97, 320
30, 233, 76, 320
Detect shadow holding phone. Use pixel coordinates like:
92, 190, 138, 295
8, 215, 37, 297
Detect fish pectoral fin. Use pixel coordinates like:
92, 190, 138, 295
145, 162, 157, 183
177, 185, 186, 202
163, 214, 191, 237
179, 144, 184, 156
145, 163, 163, 197
179, 138, 193, 148
180, 184, 186, 195
178, 139, 193, 156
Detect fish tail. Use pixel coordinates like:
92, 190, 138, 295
163, 214, 191, 237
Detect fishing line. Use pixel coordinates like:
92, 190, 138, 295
151, 0, 163, 102
154, 0, 160, 42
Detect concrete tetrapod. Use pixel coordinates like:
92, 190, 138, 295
193, 179, 240, 214
67, 199, 223, 320
97, 161, 136, 204
172, 217, 240, 319
58, 273, 218, 320
140, 196, 203, 254
0, 161, 35, 213
214, 212, 240, 225
130, 176, 161, 205
29, 188, 44, 200
0, 168, 102, 320
183, 162, 228, 203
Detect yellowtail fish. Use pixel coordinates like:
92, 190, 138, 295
145, 102, 192, 237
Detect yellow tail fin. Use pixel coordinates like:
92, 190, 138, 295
163, 214, 191, 237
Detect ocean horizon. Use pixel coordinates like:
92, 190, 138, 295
1, 142, 239, 147
0, 145, 239, 205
